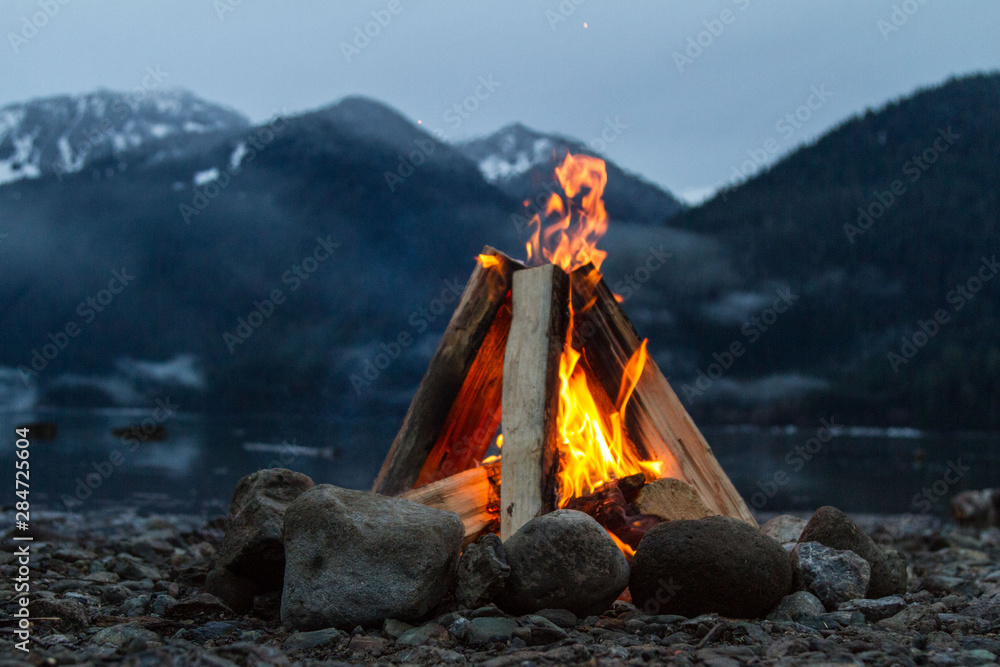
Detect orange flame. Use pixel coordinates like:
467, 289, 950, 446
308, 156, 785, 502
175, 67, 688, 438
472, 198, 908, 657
477, 254, 501, 269
525, 152, 609, 273
606, 529, 635, 557
555, 306, 662, 506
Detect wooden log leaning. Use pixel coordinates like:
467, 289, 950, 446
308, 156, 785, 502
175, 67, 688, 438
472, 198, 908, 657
401, 461, 501, 546
500, 264, 570, 540
570, 265, 757, 526
373, 247, 524, 496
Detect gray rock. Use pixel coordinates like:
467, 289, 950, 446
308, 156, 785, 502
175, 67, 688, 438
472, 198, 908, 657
465, 616, 518, 645
535, 608, 577, 628
283, 627, 347, 652
217, 468, 315, 591
791, 542, 871, 610
837, 595, 907, 622
150, 595, 177, 617
878, 604, 941, 634
280, 484, 464, 631
120, 595, 150, 617
100, 584, 133, 605
184, 621, 238, 642
382, 618, 413, 639
630, 516, 792, 619
109, 553, 162, 582
498, 510, 629, 617
456, 533, 510, 608
90, 622, 160, 647
797, 505, 906, 598
520, 614, 568, 645
767, 591, 826, 622
761, 515, 808, 545
396, 622, 448, 646
204, 565, 257, 614
31, 598, 89, 629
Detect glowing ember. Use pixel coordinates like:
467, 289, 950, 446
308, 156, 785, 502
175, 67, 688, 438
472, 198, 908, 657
525, 152, 609, 273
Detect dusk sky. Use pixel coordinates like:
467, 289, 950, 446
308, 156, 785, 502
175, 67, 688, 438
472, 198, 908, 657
4, 1, 999, 203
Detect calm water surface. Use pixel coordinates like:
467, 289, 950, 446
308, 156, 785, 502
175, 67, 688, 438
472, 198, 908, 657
1, 409, 996, 519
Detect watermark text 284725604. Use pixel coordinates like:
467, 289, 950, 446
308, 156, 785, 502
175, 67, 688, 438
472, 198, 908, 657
12, 425, 33, 653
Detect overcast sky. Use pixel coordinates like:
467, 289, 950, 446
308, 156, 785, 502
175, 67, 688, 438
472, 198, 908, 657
4, 1, 999, 203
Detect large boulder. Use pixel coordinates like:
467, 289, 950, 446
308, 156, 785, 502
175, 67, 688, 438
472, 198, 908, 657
630, 516, 791, 618
498, 510, 629, 617
797, 506, 906, 598
280, 485, 464, 631
790, 542, 871, 610
215, 468, 315, 588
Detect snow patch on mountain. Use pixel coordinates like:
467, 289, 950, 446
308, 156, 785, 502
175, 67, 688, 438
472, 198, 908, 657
0, 89, 249, 187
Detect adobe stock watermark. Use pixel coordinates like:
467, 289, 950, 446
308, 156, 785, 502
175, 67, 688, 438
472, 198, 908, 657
17, 268, 135, 385
680, 288, 798, 401
672, 0, 752, 73
750, 418, 840, 510
844, 126, 959, 244
340, 0, 404, 62
878, 0, 931, 41
350, 277, 466, 394
8, 0, 71, 54
179, 113, 288, 224
223, 235, 340, 353
887, 255, 998, 372
545, 0, 586, 30
911, 459, 969, 512
53, 66, 169, 181
726, 85, 832, 186
59, 397, 178, 511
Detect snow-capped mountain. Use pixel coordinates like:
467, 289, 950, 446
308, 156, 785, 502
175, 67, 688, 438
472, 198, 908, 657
0, 89, 249, 185
457, 123, 686, 224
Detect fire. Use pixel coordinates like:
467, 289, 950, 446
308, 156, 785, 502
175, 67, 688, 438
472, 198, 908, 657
606, 530, 635, 557
525, 152, 609, 273
477, 254, 501, 269
555, 324, 662, 506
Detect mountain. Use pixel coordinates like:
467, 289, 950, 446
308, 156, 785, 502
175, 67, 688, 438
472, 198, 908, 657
0, 92, 690, 415
667, 72, 1000, 430
457, 123, 686, 225
0, 89, 249, 186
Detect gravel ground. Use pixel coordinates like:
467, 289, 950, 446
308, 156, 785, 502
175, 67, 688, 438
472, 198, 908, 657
1, 508, 998, 666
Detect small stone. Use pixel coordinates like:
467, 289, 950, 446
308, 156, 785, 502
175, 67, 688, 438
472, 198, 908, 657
396, 622, 448, 647
455, 533, 510, 608
90, 622, 160, 648
465, 616, 517, 645
347, 634, 388, 656
382, 618, 413, 639
31, 598, 89, 629
837, 595, 907, 622
120, 595, 150, 617
535, 608, 577, 628
499, 510, 629, 617
109, 553, 162, 582
879, 605, 942, 634
150, 595, 177, 617
630, 516, 791, 618
204, 565, 257, 614
283, 627, 347, 651
791, 542, 871, 610
83, 571, 120, 584
797, 506, 906, 598
217, 467, 315, 590
164, 592, 231, 618
100, 585, 134, 605
767, 591, 826, 622
280, 484, 463, 631
760, 515, 808, 545
185, 621, 239, 642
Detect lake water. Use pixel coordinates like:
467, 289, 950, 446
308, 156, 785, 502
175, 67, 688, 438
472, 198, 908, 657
2, 409, 996, 519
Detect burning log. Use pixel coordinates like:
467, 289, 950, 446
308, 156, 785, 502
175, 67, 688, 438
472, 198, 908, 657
570, 265, 757, 526
374, 246, 524, 496
401, 461, 501, 546
500, 264, 570, 540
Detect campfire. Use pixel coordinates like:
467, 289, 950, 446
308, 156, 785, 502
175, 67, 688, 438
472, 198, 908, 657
374, 152, 754, 555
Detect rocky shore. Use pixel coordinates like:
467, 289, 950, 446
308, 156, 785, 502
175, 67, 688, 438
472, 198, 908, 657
1, 502, 999, 665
